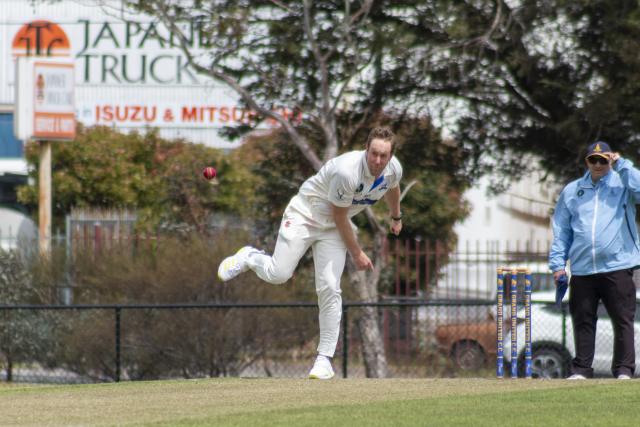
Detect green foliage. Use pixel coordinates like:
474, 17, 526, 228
0, 250, 59, 381
66, 231, 314, 304
387, 0, 640, 186
237, 128, 322, 238
17, 126, 258, 231
51, 232, 318, 380
397, 172, 469, 241
0, 232, 322, 381
0, 250, 45, 305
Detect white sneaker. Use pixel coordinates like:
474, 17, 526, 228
617, 374, 632, 380
217, 246, 258, 282
567, 374, 587, 380
308, 357, 335, 380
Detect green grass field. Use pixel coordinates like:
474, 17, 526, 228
1, 378, 639, 426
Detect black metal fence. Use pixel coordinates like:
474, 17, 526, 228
0, 299, 603, 383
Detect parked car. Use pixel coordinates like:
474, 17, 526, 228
435, 314, 496, 371
436, 291, 640, 378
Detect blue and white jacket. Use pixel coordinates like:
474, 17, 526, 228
549, 157, 640, 275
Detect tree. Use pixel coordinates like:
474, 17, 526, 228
382, 0, 640, 187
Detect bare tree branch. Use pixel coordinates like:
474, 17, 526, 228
348, 0, 374, 26
330, 60, 373, 115
151, 1, 323, 170
400, 180, 418, 201
473, 0, 503, 50
499, 64, 553, 121
363, 206, 385, 235
302, 0, 338, 161
268, 0, 294, 13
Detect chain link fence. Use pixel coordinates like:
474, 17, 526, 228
0, 227, 636, 382
6, 298, 629, 383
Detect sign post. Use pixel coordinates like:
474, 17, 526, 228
38, 140, 52, 253
15, 57, 75, 254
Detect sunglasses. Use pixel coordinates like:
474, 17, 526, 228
587, 156, 609, 165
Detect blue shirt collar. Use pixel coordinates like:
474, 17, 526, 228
579, 169, 612, 188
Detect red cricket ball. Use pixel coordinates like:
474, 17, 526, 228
202, 166, 217, 180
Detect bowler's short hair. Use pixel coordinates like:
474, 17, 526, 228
365, 127, 396, 153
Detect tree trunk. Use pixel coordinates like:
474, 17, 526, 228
347, 230, 388, 378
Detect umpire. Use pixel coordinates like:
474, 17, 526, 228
549, 141, 640, 379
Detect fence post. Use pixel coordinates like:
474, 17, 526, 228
342, 305, 348, 378
561, 303, 567, 349
115, 307, 121, 382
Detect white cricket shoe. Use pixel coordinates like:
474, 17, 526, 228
217, 246, 258, 282
617, 374, 632, 380
566, 374, 587, 380
308, 357, 335, 380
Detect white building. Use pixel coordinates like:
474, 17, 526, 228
428, 169, 561, 300
455, 171, 557, 248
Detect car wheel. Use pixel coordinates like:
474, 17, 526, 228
451, 341, 486, 371
519, 342, 571, 378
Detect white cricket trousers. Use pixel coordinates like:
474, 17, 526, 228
245, 194, 347, 357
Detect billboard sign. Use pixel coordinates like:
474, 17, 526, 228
15, 57, 76, 141
1, 2, 297, 148
33, 61, 75, 139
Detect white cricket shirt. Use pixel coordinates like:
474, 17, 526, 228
298, 150, 403, 219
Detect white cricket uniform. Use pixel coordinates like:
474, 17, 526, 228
246, 150, 402, 357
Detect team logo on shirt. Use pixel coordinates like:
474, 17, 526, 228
337, 189, 345, 200
352, 198, 378, 205
577, 189, 584, 197
355, 183, 364, 193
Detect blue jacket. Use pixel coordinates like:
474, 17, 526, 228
549, 157, 640, 275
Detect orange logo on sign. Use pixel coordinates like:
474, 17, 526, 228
12, 20, 70, 57
36, 74, 45, 102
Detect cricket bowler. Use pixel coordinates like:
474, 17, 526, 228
218, 126, 403, 379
